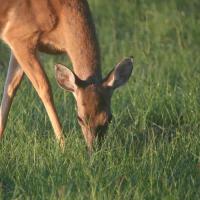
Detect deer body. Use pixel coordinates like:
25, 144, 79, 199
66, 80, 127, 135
0, 0, 133, 151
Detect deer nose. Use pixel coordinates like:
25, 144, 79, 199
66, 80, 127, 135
108, 114, 113, 123
95, 123, 109, 136
96, 125, 105, 133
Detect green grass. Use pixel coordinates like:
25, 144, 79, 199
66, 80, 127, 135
0, 0, 200, 199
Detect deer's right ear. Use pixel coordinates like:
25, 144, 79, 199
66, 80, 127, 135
55, 64, 77, 92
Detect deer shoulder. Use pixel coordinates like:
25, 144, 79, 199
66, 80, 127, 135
31, 0, 58, 32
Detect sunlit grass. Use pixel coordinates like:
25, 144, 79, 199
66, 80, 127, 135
0, 0, 200, 199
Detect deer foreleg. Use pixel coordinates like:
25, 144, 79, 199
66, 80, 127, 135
8, 39, 65, 147
0, 53, 24, 138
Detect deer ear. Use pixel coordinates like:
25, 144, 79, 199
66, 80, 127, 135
55, 64, 77, 92
103, 57, 133, 89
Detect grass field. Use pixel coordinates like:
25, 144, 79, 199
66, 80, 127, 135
0, 0, 200, 199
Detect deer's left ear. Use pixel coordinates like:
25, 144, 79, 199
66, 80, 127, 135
103, 57, 133, 89
55, 64, 77, 92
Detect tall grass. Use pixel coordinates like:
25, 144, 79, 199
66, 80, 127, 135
0, 0, 200, 199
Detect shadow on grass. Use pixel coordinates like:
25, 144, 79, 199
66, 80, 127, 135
0, 176, 15, 200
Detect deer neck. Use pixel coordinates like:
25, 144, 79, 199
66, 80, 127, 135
68, 37, 102, 84
63, 0, 102, 84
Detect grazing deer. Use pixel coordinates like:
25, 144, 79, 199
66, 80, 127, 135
0, 0, 133, 152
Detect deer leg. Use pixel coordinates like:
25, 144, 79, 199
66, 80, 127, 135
9, 40, 65, 147
0, 53, 24, 139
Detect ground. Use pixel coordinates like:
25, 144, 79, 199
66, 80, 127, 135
0, 0, 200, 199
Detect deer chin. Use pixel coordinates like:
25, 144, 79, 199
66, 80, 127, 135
80, 124, 108, 154
80, 126, 95, 153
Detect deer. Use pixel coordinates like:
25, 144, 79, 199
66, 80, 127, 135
0, 0, 133, 153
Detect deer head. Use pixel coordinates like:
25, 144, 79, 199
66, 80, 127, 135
55, 58, 133, 152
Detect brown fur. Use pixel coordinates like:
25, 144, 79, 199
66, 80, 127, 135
0, 0, 133, 152
0, 0, 100, 78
